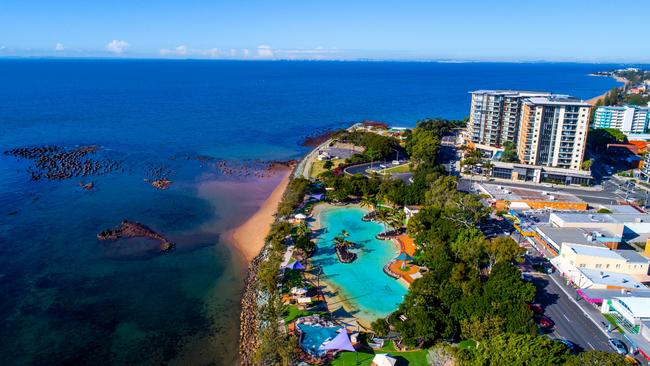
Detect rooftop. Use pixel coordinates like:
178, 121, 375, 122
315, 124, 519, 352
614, 297, 650, 318
479, 183, 582, 203
470, 89, 551, 97
564, 243, 648, 264
551, 212, 650, 225
524, 95, 591, 107
579, 287, 650, 301
581, 267, 646, 289
537, 225, 618, 248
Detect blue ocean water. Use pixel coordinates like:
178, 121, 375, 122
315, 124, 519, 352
311, 207, 408, 322
0, 60, 625, 365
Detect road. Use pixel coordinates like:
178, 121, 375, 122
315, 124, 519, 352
344, 162, 413, 184
531, 273, 613, 352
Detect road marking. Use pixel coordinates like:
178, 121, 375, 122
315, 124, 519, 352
587, 342, 595, 350
562, 313, 571, 322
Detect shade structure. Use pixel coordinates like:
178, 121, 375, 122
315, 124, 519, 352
291, 287, 308, 295
309, 194, 324, 201
395, 252, 414, 261
286, 260, 305, 270
371, 354, 396, 366
294, 213, 307, 220
321, 329, 355, 352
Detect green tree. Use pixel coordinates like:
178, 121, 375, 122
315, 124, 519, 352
483, 236, 525, 273
500, 141, 519, 163
370, 318, 390, 337
323, 160, 334, 170
565, 350, 630, 366
464, 333, 570, 366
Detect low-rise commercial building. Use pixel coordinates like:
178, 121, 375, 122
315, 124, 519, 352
558, 243, 649, 276
477, 183, 587, 211
536, 225, 622, 252
549, 212, 650, 241
487, 161, 593, 185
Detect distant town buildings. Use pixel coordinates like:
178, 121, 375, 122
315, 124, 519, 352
593, 105, 650, 134
467, 90, 591, 172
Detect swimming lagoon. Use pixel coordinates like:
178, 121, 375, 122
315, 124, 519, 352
311, 206, 407, 322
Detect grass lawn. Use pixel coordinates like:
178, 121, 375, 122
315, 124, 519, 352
330, 341, 428, 366
283, 305, 310, 324
379, 164, 411, 174
458, 339, 477, 350
310, 158, 344, 178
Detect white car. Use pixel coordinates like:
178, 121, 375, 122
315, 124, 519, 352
392, 160, 400, 165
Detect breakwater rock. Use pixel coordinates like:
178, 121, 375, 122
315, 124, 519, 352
97, 220, 174, 252
239, 253, 263, 366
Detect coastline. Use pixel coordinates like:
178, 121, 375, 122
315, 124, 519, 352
224, 168, 292, 262
586, 74, 628, 105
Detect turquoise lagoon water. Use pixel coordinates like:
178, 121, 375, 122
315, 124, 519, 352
312, 207, 407, 322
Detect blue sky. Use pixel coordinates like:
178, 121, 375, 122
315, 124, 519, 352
1, 0, 649, 61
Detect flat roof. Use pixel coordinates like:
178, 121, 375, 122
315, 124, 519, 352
479, 183, 582, 203
565, 243, 623, 260
617, 250, 650, 264
581, 267, 646, 289
470, 89, 551, 96
552, 212, 650, 225
614, 297, 650, 318
605, 205, 644, 214
580, 288, 650, 301
525, 96, 591, 107
537, 225, 614, 248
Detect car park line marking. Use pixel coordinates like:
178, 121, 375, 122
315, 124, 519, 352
562, 313, 571, 322
587, 342, 595, 350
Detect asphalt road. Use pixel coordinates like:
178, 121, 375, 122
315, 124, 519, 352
531, 273, 613, 352
343, 162, 413, 184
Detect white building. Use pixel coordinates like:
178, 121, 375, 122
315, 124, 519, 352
593, 105, 650, 134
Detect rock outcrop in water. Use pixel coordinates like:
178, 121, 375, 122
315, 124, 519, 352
4, 145, 120, 181
97, 220, 174, 252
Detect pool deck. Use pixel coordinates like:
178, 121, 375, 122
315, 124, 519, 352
306, 203, 417, 328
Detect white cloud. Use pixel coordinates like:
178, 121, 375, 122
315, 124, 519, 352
160, 45, 188, 56
106, 40, 129, 54
55, 43, 65, 51
159, 46, 219, 58
257, 45, 273, 58
229, 48, 236, 57
242, 48, 250, 57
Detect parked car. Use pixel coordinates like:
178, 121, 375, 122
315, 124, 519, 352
608, 338, 628, 355
528, 303, 544, 315
535, 315, 554, 328
392, 160, 400, 165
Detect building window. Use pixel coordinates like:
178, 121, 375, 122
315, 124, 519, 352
595, 264, 602, 269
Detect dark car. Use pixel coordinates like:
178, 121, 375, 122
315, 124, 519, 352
608, 338, 628, 355
528, 303, 544, 314
535, 315, 554, 328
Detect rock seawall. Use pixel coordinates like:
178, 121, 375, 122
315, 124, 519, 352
238, 253, 263, 366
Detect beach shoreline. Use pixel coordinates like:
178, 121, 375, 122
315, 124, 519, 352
224, 168, 292, 262
586, 74, 628, 105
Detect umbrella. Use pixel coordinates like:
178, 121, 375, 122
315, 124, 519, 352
395, 252, 414, 269
371, 354, 397, 366
321, 328, 355, 352
286, 260, 305, 270
294, 213, 307, 220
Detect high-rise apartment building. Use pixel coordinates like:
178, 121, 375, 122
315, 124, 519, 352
517, 96, 590, 170
468, 90, 551, 147
593, 105, 650, 134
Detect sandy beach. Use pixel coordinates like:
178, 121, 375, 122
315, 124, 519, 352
586, 75, 628, 105
224, 169, 292, 262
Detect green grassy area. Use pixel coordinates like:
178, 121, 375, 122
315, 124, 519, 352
310, 158, 345, 178
283, 305, 310, 324
379, 163, 411, 174
458, 339, 477, 350
603, 313, 624, 333
330, 341, 428, 366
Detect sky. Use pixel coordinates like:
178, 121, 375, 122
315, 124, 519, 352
1, 0, 649, 62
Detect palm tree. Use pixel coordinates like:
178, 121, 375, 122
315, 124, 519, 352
296, 222, 309, 237
359, 195, 376, 211
334, 229, 351, 248
390, 210, 407, 230
375, 209, 391, 234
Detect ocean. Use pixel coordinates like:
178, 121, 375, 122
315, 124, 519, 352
0, 60, 625, 365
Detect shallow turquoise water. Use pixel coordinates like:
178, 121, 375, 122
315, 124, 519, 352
312, 207, 407, 322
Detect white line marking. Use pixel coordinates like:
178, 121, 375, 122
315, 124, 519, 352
587, 342, 595, 350
562, 313, 571, 322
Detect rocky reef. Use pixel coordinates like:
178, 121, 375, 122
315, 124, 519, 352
4, 145, 121, 181
97, 220, 174, 252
